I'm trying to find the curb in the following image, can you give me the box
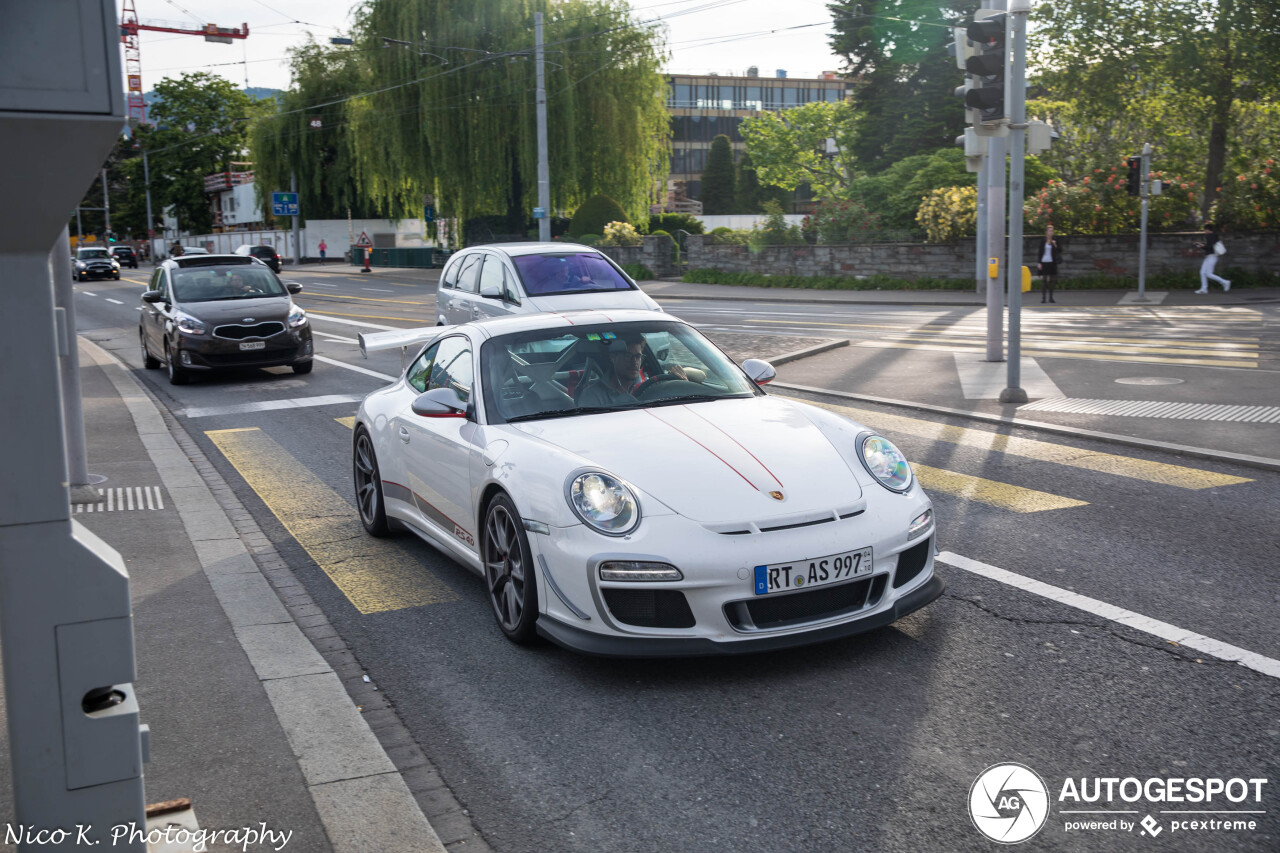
[80,337,456,853]
[772,381,1280,474]
[767,338,849,366]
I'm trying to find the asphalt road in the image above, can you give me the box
[74,266,1280,852]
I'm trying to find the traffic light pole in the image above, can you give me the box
[1000,0,1031,404]
[1136,142,1152,301]
[102,167,111,240]
[981,0,1006,364]
[975,154,988,290]
[535,12,551,243]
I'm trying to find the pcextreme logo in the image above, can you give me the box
[968,763,1270,843]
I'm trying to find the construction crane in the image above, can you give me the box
[119,0,249,124]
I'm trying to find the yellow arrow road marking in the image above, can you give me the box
[912,465,1088,512]
[803,400,1252,489]
[852,340,1257,368]
[206,427,458,614]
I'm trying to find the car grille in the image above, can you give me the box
[602,589,695,629]
[214,321,286,340]
[892,537,931,589]
[725,575,886,632]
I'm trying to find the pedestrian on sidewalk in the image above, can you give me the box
[318,239,327,265]
[1194,223,1230,293]
[1036,224,1062,303]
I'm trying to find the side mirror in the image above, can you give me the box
[141,290,164,303]
[479,281,502,299]
[286,282,302,294]
[412,387,469,418]
[741,358,776,386]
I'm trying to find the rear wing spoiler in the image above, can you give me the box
[358,326,446,358]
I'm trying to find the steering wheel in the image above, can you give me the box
[633,373,683,398]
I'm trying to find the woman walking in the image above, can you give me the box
[1036,224,1062,303]
[1195,223,1230,293]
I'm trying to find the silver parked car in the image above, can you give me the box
[434,243,660,326]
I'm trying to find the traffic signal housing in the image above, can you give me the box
[952,11,1007,136]
[1126,157,1142,196]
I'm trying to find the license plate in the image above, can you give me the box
[239,341,266,351]
[754,546,873,595]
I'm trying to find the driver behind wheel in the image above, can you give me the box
[576,333,685,407]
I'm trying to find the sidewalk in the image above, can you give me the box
[0,339,449,852]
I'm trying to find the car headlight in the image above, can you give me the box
[76,261,86,268]
[175,312,207,335]
[567,471,640,536]
[858,433,913,493]
[287,304,307,328]
[111,260,119,268]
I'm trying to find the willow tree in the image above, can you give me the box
[348,0,669,233]
[251,40,385,221]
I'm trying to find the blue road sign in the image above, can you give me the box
[271,192,299,217]
[532,206,546,219]
[424,205,435,223]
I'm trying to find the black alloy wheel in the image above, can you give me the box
[483,494,539,644]
[140,331,160,369]
[353,428,390,536]
[166,341,189,385]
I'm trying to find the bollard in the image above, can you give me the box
[362,246,372,273]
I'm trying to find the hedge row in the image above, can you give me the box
[681,267,1280,291]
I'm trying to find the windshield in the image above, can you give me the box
[480,321,760,424]
[78,249,111,259]
[511,252,633,297]
[171,266,286,302]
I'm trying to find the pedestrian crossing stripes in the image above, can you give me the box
[1018,398,1280,423]
[75,486,165,513]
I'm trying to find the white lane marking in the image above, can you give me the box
[1019,397,1280,423]
[309,282,338,287]
[936,551,1280,680]
[363,287,393,292]
[106,298,124,305]
[81,291,97,296]
[313,355,397,382]
[314,331,359,343]
[183,393,365,418]
[307,312,402,331]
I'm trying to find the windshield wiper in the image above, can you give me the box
[504,404,641,423]
[647,393,745,407]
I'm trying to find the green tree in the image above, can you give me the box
[738,101,860,199]
[1033,0,1280,215]
[733,152,788,213]
[327,0,668,233]
[147,72,263,234]
[252,40,378,222]
[827,1,972,172]
[699,134,736,214]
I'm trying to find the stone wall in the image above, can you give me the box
[597,235,678,277]
[680,232,1280,281]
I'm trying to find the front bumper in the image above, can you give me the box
[537,573,944,657]
[78,265,118,278]
[175,328,313,370]
[526,499,941,657]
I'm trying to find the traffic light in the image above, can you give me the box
[964,12,1007,129]
[1126,157,1142,196]
[107,231,117,243]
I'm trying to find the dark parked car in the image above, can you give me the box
[139,255,313,385]
[111,245,138,268]
[73,247,120,281]
[234,244,282,272]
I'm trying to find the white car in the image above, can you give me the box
[352,310,941,655]
[434,243,661,326]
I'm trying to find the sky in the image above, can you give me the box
[125,0,853,95]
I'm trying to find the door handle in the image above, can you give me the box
[398,426,410,443]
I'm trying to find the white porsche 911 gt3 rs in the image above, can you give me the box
[353,310,942,656]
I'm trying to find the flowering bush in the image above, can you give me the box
[1209,158,1280,230]
[599,221,642,247]
[806,197,882,243]
[707,226,750,245]
[916,186,978,242]
[1026,160,1200,235]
